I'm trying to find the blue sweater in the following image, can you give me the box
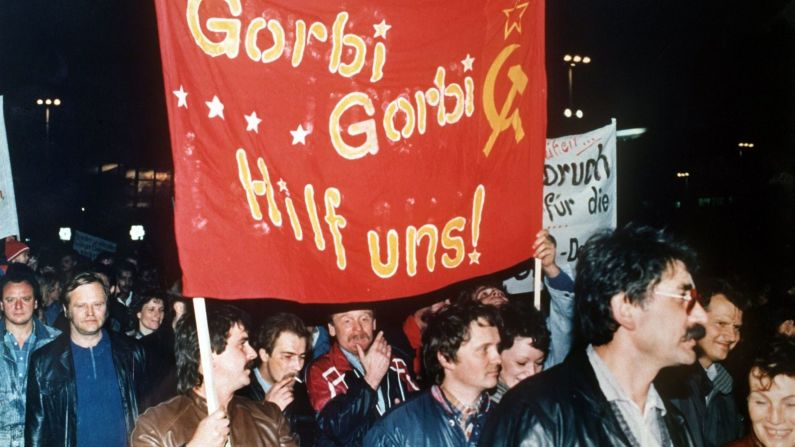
[71,331,127,447]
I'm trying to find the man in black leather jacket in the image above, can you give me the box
[479,225,708,446]
[237,312,318,447]
[657,278,748,447]
[25,272,147,447]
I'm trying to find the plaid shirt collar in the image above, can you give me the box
[431,384,492,440]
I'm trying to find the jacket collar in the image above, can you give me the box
[53,333,74,371]
[328,343,356,374]
[32,318,51,339]
[565,348,636,446]
[187,390,210,411]
[0,317,36,339]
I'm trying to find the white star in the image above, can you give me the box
[468,249,481,265]
[205,95,225,119]
[277,178,288,192]
[173,86,188,108]
[244,111,262,133]
[461,54,475,72]
[373,20,391,39]
[290,124,311,145]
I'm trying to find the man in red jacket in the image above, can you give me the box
[307,307,418,446]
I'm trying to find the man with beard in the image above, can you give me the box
[238,312,318,447]
[479,225,709,447]
[306,308,419,446]
[658,278,749,446]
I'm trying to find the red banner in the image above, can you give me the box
[153,0,546,302]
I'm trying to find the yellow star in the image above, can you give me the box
[373,20,391,39]
[468,249,481,265]
[277,178,288,192]
[502,1,529,39]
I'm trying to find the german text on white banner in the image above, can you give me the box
[543,121,617,269]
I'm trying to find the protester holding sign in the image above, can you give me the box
[132,304,297,447]
[543,122,617,269]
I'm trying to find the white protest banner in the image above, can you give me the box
[543,120,617,269]
[73,230,117,260]
[504,121,616,294]
[0,96,20,239]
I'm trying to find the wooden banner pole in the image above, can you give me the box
[533,258,542,310]
[192,297,219,414]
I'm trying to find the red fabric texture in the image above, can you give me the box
[402,315,423,375]
[153,0,546,302]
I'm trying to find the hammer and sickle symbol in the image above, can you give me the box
[482,44,528,157]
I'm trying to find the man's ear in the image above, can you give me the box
[610,292,637,331]
[437,351,456,372]
[258,348,270,364]
[328,323,336,338]
[372,318,377,331]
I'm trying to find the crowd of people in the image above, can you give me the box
[0,225,792,446]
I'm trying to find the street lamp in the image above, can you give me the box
[59,227,72,242]
[737,142,755,158]
[563,54,590,119]
[35,97,61,149]
[130,225,145,241]
[676,171,690,195]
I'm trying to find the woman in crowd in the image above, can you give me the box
[727,336,795,447]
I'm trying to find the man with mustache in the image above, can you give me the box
[306,308,419,446]
[658,278,749,447]
[480,225,708,447]
[131,304,297,447]
[364,302,501,446]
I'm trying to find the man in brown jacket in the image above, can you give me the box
[131,304,297,447]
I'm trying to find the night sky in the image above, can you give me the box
[1,1,793,296]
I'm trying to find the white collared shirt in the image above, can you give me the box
[587,345,667,447]
[254,367,273,394]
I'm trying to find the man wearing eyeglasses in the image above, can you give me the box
[479,224,708,447]
[657,278,749,447]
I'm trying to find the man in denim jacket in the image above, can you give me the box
[0,267,60,446]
